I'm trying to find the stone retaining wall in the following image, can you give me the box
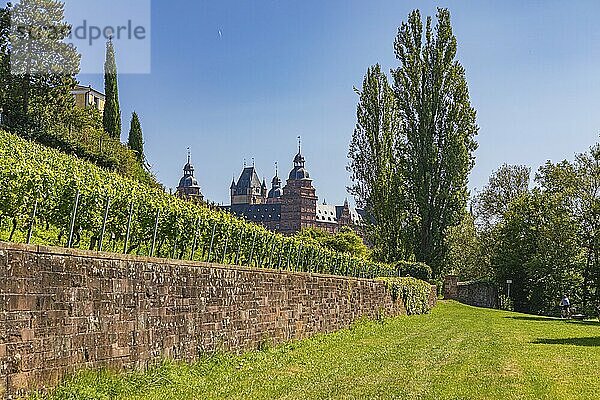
[443,275,498,308]
[0,242,428,396]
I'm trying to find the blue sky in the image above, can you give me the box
[76,0,600,205]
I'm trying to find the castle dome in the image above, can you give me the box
[268,186,283,199]
[288,166,310,180]
[288,138,310,180]
[178,174,200,189]
[268,163,283,199]
[177,150,202,195]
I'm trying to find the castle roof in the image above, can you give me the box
[316,203,364,225]
[268,163,283,199]
[235,166,262,193]
[288,139,310,180]
[177,152,201,190]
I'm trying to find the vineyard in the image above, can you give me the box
[0,130,396,278]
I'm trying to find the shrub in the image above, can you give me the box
[394,261,432,281]
[377,277,433,315]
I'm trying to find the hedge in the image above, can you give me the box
[378,277,434,315]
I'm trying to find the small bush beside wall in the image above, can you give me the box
[394,261,433,281]
[378,277,434,315]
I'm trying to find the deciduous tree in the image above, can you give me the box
[348,64,412,263]
[473,164,530,229]
[0,0,79,134]
[392,8,478,275]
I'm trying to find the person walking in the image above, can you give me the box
[560,294,571,319]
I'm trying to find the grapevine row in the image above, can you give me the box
[0,130,398,279]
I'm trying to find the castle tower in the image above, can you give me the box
[176,149,204,202]
[231,159,267,205]
[280,138,317,235]
[337,198,353,228]
[266,162,283,204]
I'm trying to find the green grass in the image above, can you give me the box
[33,301,600,400]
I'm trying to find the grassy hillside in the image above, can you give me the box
[31,302,600,400]
[7,106,158,187]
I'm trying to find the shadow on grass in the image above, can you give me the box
[506,316,558,322]
[532,337,600,347]
[505,316,600,325]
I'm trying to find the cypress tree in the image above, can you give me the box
[103,39,121,140]
[128,112,144,162]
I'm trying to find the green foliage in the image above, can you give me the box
[394,261,432,282]
[295,226,370,259]
[392,8,478,276]
[377,277,433,315]
[328,227,370,258]
[348,64,410,263]
[103,39,121,140]
[295,227,331,247]
[479,149,600,315]
[498,294,514,311]
[128,112,144,162]
[0,0,79,134]
[40,110,156,187]
[0,130,394,279]
[445,213,488,281]
[464,146,600,316]
[473,164,530,229]
[490,174,585,315]
[348,9,479,276]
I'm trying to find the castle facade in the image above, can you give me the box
[222,142,363,235]
[176,141,363,235]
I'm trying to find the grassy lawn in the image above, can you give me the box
[35,301,600,400]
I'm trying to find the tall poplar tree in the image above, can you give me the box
[348,64,413,262]
[349,9,478,276]
[393,8,478,275]
[127,111,144,162]
[103,38,121,140]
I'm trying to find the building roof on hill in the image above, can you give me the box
[316,204,364,225]
[72,84,105,98]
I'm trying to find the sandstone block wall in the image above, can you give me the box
[0,242,409,396]
[457,281,498,309]
[443,275,498,309]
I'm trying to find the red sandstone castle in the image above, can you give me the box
[176,141,363,235]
